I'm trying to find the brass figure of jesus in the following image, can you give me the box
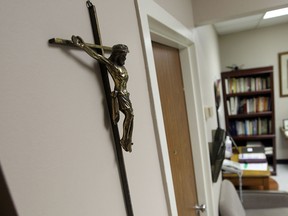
[72,35,134,152]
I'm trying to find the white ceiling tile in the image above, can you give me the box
[214,12,288,35]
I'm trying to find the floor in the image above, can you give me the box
[271,164,288,192]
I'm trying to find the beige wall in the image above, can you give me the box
[0,0,168,215]
[154,0,195,29]
[192,0,288,25]
[193,25,224,140]
[193,24,224,215]
[4,0,284,215]
[219,23,288,160]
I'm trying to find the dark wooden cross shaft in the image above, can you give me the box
[48,1,133,215]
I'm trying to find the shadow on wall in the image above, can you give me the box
[0,163,18,216]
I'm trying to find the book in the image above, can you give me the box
[241,146,265,154]
[239,146,267,163]
[246,141,263,147]
[226,100,231,115]
[240,162,268,171]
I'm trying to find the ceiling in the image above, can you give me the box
[214,12,288,35]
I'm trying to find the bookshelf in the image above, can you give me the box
[221,66,276,175]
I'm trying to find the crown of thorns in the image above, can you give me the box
[112,44,129,53]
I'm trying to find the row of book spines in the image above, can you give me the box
[229,118,272,136]
[226,96,271,115]
[224,76,270,94]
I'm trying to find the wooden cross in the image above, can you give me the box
[48,1,133,215]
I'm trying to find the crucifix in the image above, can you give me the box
[48,1,134,215]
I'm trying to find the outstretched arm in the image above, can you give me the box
[71,35,109,65]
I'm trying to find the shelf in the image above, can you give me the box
[221,66,273,77]
[231,134,275,141]
[221,66,276,175]
[228,111,273,119]
[226,89,271,97]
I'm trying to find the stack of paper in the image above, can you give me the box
[240,163,268,171]
[238,153,267,163]
[238,146,268,171]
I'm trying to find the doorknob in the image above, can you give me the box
[193,204,206,213]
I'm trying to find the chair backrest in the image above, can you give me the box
[219,180,246,216]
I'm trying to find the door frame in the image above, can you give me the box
[135,1,214,215]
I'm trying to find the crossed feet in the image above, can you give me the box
[120,139,133,152]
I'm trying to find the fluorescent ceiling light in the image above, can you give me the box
[263,7,288,19]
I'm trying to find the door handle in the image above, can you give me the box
[193,204,206,213]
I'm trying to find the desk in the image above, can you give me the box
[223,149,271,190]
